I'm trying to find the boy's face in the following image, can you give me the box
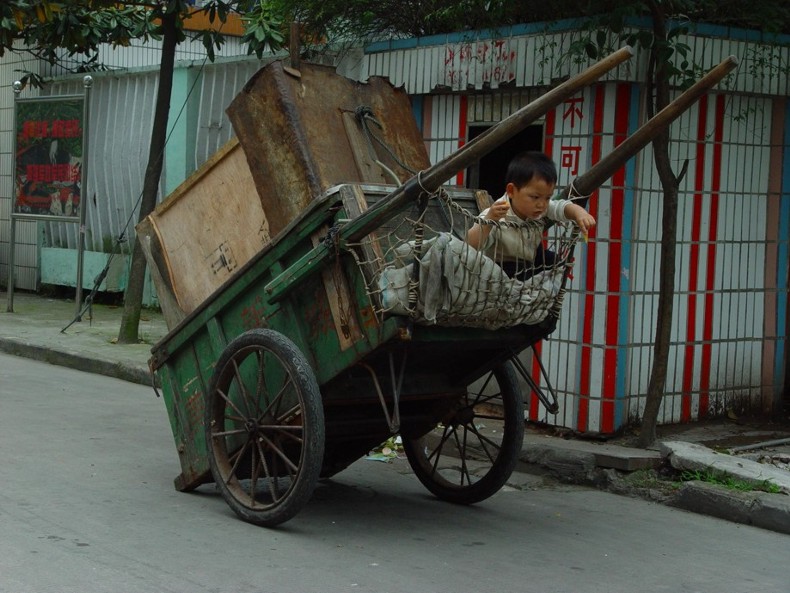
[506,177,556,220]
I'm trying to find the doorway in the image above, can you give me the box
[466,124,544,199]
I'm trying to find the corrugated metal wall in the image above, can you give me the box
[0,22,257,290]
[0,53,265,291]
[42,72,158,254]
[45,36,248,78]
[43,58,265,255]
[364,22,790,96]
[365,28,644,92]
[373,24,790,432]
[0,48,42,290]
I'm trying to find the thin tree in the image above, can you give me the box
[2,0,284,343]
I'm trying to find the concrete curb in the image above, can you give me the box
[0,338,153,387]
[670,481,790,535]
[520,443,597,483]
[521,437,790,536]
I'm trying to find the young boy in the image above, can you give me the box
[466,151,595,278]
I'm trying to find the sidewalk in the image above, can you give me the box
[2,289,789,534]
[1,290,164,386]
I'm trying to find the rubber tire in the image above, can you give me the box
[403,362,524,505]
[205,329,324,527]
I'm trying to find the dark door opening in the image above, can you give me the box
[466,124,544,199]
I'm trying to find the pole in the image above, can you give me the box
[265,47,635,301]
[75,75,92,319]
[559,56,739,203]
[6,80,24,313]
[345,46,635,242]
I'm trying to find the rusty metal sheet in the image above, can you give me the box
[226,60,430,237]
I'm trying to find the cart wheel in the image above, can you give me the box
[403,362,524,505]
[205,329,324,527]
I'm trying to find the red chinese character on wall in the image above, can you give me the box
[562,97,585,129]
[560,145,583,176]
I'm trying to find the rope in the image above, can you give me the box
[566,178,593,203]
[344,181,586,331]
[338,117,588,330]
[355,106,418,180]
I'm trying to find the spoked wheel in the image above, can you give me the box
[403,362,524,504]
[205,329,324,527]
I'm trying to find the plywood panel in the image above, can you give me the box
[137,138,270,329]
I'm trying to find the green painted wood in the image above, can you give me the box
[151,183,552,488]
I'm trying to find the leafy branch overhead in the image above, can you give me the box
[0,0,289,78]
[264,0,790,45]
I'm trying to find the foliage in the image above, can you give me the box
[241,0,285,58]
[678,469,782,494]
[0,0,287,80]
[269,0,790,45]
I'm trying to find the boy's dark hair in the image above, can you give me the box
[506,151,557,188]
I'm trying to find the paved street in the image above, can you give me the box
[0,352,787,593]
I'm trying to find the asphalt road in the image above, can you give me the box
[0,353,786,593]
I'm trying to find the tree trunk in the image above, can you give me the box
[117,11,178,344]
[637,1,680,447]
[637,130,678,447]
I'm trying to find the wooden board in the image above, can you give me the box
[137,138,270,329]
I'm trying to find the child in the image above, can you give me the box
[466,151,595,279]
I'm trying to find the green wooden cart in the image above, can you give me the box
[145,48,632,526]
[147,47,737,527]
[145,49,641,527]
[148,178,572,527]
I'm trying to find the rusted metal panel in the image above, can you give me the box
[226,60,430,237]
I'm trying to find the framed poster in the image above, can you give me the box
[14,96,84,220]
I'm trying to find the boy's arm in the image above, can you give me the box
[467,199,509,249]
[466,221,488,249]
[562,202,596,234]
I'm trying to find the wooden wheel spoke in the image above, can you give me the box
[254,438,282,503]
[452,426,472,486]
[274,402,302,425]
[466,424,500,463]
[212,427,247,438]
[269,425,304,445]
[215,387,249,421]
[469,372,496,406]
[231,358,255,417]
[427,425,453,472]
[258,431,299,475]
[466,391,501,408]
[226,439,252,485]
[259,374,295,421]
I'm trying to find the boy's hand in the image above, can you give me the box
[485,198,510,222]
[567,204,596,234]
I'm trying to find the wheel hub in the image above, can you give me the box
[451,406,476,427]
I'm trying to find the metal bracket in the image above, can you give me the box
[359,350,407,433]
[509,346,559,414]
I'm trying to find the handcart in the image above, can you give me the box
[148,50,736,526]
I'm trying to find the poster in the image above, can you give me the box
[14,97,84,218]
